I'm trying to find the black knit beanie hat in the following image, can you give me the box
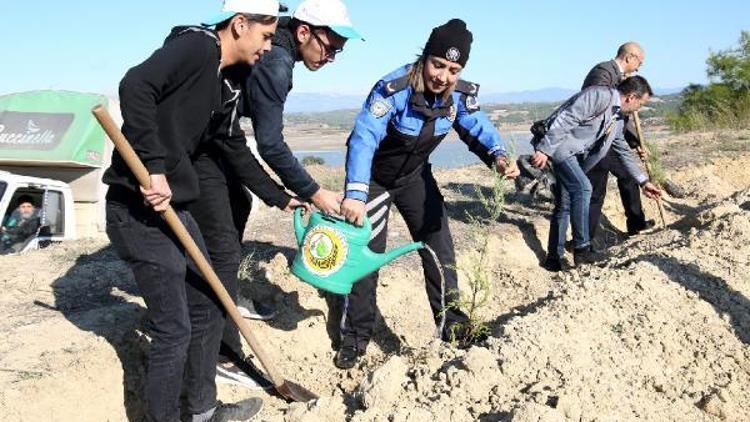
[423,18,473,67]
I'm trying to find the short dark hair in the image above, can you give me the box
[617,75,654,98]
[216,13,278,31]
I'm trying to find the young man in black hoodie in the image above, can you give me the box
[214,0,363,386]
[102,1,299,420]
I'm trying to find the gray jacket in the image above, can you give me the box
[533,86,648,184]
[582,59,640,147]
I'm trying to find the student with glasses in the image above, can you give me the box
[214,0,363,389]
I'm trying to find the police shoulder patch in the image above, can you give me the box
[382,75,410,97]
[369,98,392,118]
[464,94,480,112]
[455,79,480,96]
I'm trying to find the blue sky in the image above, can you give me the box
[1,0,747,97]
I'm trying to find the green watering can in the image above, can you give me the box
[291,208,424,295]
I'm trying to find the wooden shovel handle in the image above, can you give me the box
[92,105,287,386]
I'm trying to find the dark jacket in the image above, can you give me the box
[104,26,290,208]
[2,210,40,250]
[582,60,623,90]
[581,59,639,148]
[239,18,321,200]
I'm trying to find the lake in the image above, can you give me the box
[293,131,535,169]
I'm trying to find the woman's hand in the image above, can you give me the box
[495,156,520,179]
[341,198,366,226]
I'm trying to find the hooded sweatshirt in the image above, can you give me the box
[104,26,289,208]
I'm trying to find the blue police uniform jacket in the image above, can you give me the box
[345,64,508,202]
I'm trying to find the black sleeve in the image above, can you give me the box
[214,128,292,210]
[118,33,214,174]
[245,58,321,199]
[6,218,39,241]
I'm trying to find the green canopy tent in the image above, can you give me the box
[0,90,110,168]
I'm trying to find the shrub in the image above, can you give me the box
[670,31,750,132]
[301,155,326,166]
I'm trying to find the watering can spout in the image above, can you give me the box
[365,241,425,270]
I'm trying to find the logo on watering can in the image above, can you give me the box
[302,226,349,277]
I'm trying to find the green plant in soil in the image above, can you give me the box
[445,144,513,346]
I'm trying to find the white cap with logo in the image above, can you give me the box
[202,0,282,27]
[293,0,363,40]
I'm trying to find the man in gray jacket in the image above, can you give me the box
[583,42,654,239]
[531,76,661,270]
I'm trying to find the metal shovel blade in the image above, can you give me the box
[276,380,319,402]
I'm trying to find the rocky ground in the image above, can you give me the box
[0,130,748,421]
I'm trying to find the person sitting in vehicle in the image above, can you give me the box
[1,195,41,253]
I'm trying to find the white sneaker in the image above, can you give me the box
[216,359,273,391]
[236,297,278,321]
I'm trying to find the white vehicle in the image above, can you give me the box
[0,171,75,254]
[1,90,122,251]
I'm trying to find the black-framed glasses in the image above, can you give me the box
[310,29,344,58]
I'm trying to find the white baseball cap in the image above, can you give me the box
[293,0,363,40]
[202,0,282,27]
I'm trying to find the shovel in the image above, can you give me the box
[633,111,667,230]
[92,105,317,403]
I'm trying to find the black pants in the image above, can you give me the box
[587,148,647,236]
[340,165,469,350]
[106,190,221,422]
[187,153,246,362]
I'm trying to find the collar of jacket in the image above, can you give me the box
[410,91,455,120]
[611,59,625,82]
[272,17,302,62]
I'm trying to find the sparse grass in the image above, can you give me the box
[316,170,345,192]
[645,140,667,187]
[1,367,47,383]
[237,251,257,282]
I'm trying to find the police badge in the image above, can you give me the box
[369,98,391,118]
[445,47,461,62]
[448,104,457,122]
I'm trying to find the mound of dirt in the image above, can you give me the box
[282,188,750,421]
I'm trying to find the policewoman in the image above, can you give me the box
[338,19,519,369]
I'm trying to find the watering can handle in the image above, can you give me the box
[318,211,372,232]
[293,207,307,247]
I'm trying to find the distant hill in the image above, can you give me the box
[284,91,684,131]
[286,86,685,113]
[285,93,364,113]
